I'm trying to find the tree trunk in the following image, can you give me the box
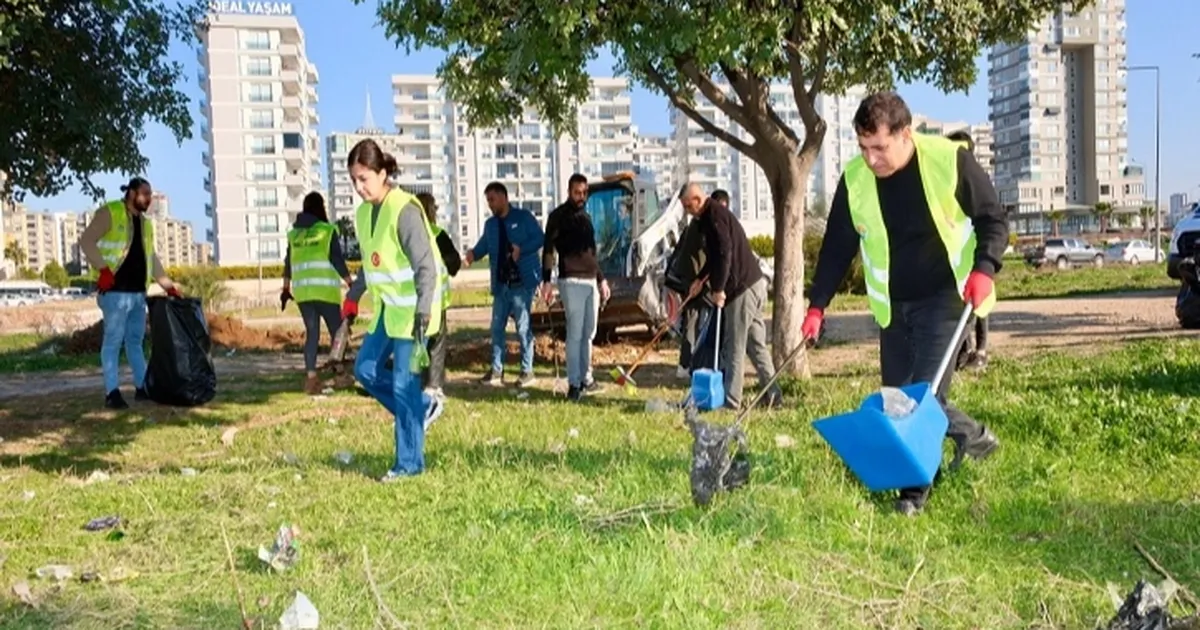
[768,152,814,378]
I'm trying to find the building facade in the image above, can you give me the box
[199,1,322,266]
[988,0,1143,233]
[631,132,677,200]
[911,114,996,180]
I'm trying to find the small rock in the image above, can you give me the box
[85,470,110,485]
[774,434,797,449]
[180,467,198,477]
[326,417,337,425]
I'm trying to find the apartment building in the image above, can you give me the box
[199,1,322,266]
[911,114,996,180]
[194,242,215,265]
[1169,192,1191,225]
[556,78,637,180]
[631,132,677,200]
[988,0,1143,234]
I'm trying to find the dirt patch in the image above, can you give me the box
[61,314,306,355]
[446,331,655,370]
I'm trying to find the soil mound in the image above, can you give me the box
[62,314,304,355]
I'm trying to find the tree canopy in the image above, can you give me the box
[0,0,206,201]
[360,0,1087,374]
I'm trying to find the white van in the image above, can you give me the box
[0,280,55,306]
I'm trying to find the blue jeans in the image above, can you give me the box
[99,291,148,394]
[490,283,535,374]
[354,323,433,475]
[559,279,598,387]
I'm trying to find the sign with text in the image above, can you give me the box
[208,1,294,16]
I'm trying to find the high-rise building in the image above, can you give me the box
[631,132,677,200]
[1170,192,1191,224]
[556,78,637,180]
[325,92,409,224]
[813,85,868,211]
[199,1,322,266]
[988,0,1143,230]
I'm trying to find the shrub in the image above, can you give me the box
[174,265,231,312]
[802,230,865,295]
[164,261,364,281]
[41,261,69,289]
[748,235,775,259]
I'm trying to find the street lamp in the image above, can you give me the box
[1126,65,1161,262]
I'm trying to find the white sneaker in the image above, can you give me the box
[676,365,690,379]
[424,396,444,431]
[424,386,445,400]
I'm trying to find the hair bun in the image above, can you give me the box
[382,153,398,175]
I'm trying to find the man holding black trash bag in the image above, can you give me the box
[802,92,1007,516]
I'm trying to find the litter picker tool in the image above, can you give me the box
[685,332,815,507]
[329,314,356,364]
[812,303,975,493]
[610,277,707,392]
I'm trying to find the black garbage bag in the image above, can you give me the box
[686,404,751,507]
[1177,258,1200,330]
[144,296,216,407]
[1100,580,1200,630]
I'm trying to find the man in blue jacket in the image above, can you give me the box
[464,182,545,387]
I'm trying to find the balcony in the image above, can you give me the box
[282,96,302,112]
[204,204,213,218]
[306,85,317,102]
[201,151,210,167]
[281,120,302,133]
[308,107,319,124]
[280,70,300,84]
[284,172,307,192]
[306,63,318,83]
[283,146,304,166]
[203,177,211,193]
[197,68,208,86]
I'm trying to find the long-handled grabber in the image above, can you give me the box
[610,277,707,392]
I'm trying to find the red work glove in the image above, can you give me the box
[801,307,824,342]
[97,267,115,292]
[962,271,994,310]
[341,298,358,320]
[166,286,183,299]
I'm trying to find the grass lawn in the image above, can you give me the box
[229,287,496,320]
[0,334,110,374]
[3,338,1200,628]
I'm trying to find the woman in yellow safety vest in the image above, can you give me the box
[414,192,461,399]
[282,191,354,395]
[341,139,447,481]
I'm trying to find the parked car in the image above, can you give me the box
[1025,238,1106,269]
[1105,239,1162,265]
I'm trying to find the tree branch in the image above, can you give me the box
[674,56,754,131]
[807,40,829,102]
[785,12,824,130]
[644,64,756,157]
[721,62,799,149]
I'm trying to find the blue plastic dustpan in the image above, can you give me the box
[811,304,974,492]
[691,307,724,411]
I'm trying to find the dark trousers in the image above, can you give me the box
[879,290,985,497]
[299,301,342,372]
[677,299,708,370]
[422,310,449,390]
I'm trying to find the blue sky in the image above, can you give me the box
[23,1,1199,236]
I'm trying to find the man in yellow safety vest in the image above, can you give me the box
[802,92,1009,516]
[79,177,182,409]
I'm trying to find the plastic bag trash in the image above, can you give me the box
[34,565,73,581]
[280,591,320,630]
[180,467,198,477]
[12,581,36,607]
[84,515,121,531]
[334,451,352,465]
[1099,580,1200,630]
[258,524,301,572]
[774,434,797,449]
[85,470,110,484]
[880,386,917,418]
[144,297,217,407]
[686,405,751,507]
[645,398,672,413]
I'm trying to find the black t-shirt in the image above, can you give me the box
[112,214,148,293]
[875,156,956,301]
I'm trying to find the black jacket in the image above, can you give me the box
[697,199,763,300]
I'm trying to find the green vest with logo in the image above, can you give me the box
[429,224,452,312]
[97,201,155,287]
[355,189,446,339]
[286,222,342,305]
[844,133,997,329]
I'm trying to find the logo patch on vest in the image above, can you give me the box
[855,224,867,235]
[371,252,381,267]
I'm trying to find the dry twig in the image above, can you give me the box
[220,522,253,630]
[1134,540,1200,611]
[363,545,406,629]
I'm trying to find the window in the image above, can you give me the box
[459,204,468,216]
[250,136,276,155]
[253,189,279,208]
[249,110,274,129]
[250,162,277,181]
[247,84,273,103]
[282,133,303,149]
[246,58,272,77]
[257,239,281,260]
[460,225,469,237]
[241,31,270,50]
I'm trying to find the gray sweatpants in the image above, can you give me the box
[299,301,342,372]
[718,277,779,408]
[559,278,598,387]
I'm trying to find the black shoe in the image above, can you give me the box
[105,389,129,410]
[517,371,536,388]
[950,425,1000,470]
[479,370,502,386]
[567,385,583,402]
[965,351,989,370]
[894,486,931,516]
[134,387,150,402]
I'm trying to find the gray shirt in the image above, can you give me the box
[347,197,437,320]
